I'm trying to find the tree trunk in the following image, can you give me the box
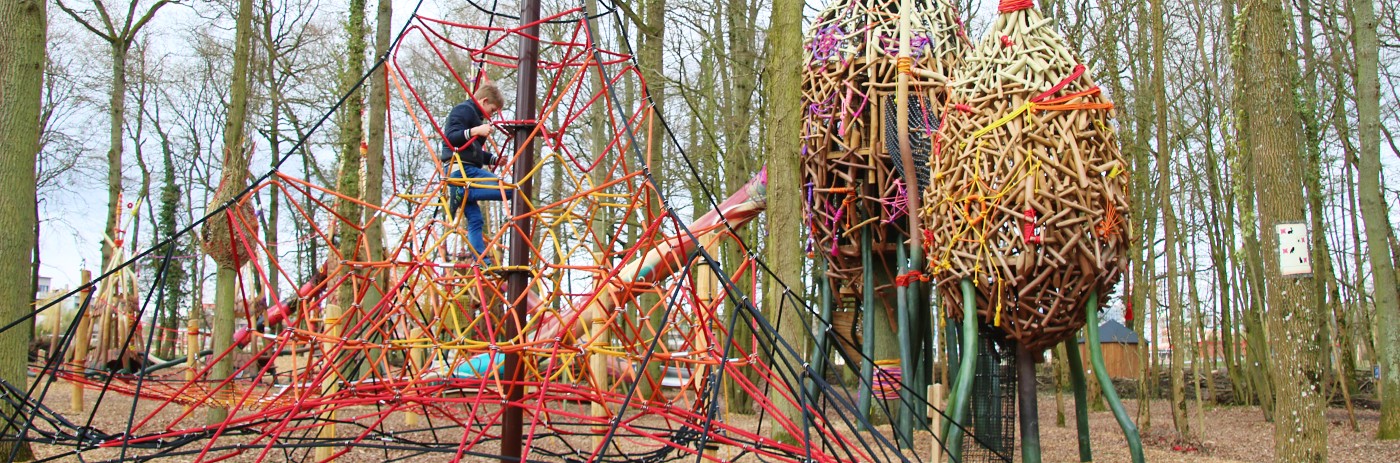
[156,129,184,360]
[0,0,44,458]
[1054,343,1066,427]
[621,0,667,400]
[355,0,392,377]
[764,0,803,442]
[104,43,127,268]
[260,7,282,302]
[1151,0,1189,439]
[1127,0,1157,430]
[721,0,759,414]
[206,0,255,426]
[331,0,368,383]
[1230,41,1276,414]
[1242,0,1328,458]
[1350,0,1400,439]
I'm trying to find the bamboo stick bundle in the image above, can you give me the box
[801,0,971,297]
[922,0,1130,353]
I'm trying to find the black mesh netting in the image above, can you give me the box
[960,327,1017,463]
[883,95,935,192]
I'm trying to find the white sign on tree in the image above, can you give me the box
[1275,222,1311,277]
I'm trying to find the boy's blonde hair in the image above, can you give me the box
[475,84,505,109]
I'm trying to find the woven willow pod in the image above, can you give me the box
[800,0,970,297]
[201,155,258,270]
[922,0,1130,353]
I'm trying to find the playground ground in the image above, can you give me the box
[1032,395,1399,462]
[26,377,1400,462]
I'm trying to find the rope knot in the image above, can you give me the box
[894,270,929,287]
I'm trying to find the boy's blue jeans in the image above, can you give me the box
[449,165,515,263]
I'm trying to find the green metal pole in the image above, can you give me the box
[895,241,915,448]
[942,278,980,459]
[1085,291,1145,463]
[1064,337,1093,462]
[859,229,876,427]
[807,260,834,402]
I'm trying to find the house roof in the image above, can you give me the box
[1077,319,1139,344]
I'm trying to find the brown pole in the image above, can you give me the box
[896,0,921,252]
[71,269,93,413]
[316,305,343,462]
[185,318,199,414]
[501,0,541,458]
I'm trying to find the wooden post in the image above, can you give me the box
[93,278,112,371]
[316,305,342,462]
[928,383,946,463]
[70,269,93,413]
[185,319,199,414]
[589,252,612,449]
[693,252,718,458]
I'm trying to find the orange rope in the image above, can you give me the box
[894,270,930,287]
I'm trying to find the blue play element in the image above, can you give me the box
[453,352,506,379]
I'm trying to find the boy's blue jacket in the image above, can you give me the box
[441,100,496,167]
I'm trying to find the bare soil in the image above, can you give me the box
[23,376,1400,462]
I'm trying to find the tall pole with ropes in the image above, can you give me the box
[501,0,541,459]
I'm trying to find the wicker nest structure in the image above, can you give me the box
[801,0,970,295]
[922,0,1130,353]
[201,153,258,270]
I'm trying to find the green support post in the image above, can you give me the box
[942,278,980,459]
[807,260,834,402]
[859,229,876,427]
[1084,291,1145,463]
[895,242,914,449]
[1064,338,1093,462]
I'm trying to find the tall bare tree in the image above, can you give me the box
[1350,0,1400,439]
[1151,0,1189,439]
[720,0,761,414]
[0,0,44,458]
[1241,0,1328,458]
[53,0,174,268]
[202,0,255,425]
[763,0,803,443]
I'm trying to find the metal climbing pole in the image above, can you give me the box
[859,224,876,427]
[501,0,541,458]
[943,278,980,458]
[807,260,834,402]
[1063,337,1093,462]
[1084,291,1145,463]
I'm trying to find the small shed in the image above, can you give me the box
[1077,319,1141,379]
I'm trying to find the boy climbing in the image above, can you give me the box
[442,83,515,265]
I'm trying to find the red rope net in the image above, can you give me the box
[20,8,891,463]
